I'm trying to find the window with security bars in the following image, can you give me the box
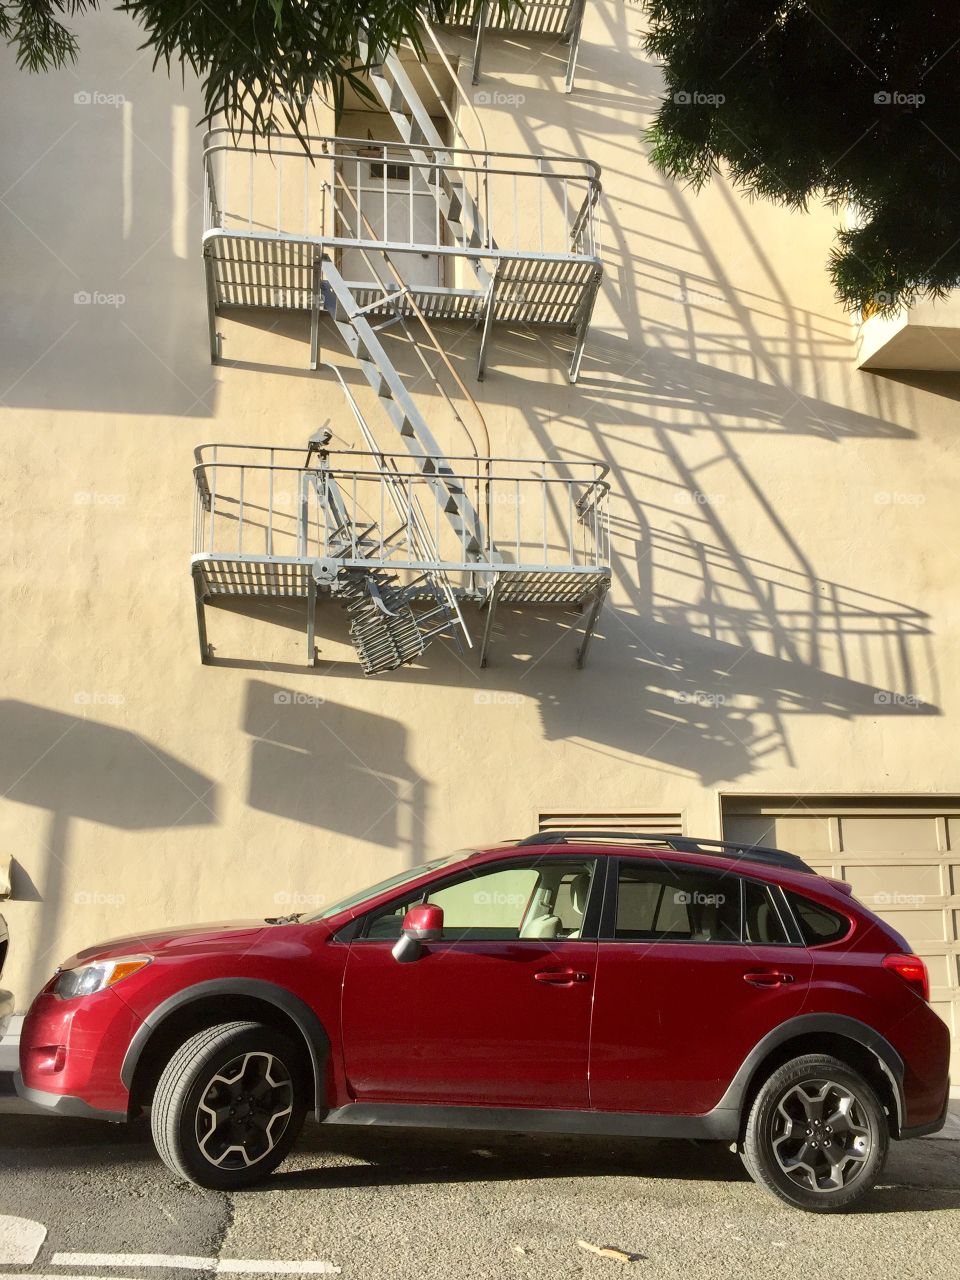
[369,162,412,181]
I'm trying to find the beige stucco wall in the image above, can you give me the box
[1,4,959,1006]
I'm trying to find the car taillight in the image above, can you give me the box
[882,953,930,1002]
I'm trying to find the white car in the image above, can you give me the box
[0,915,11,1040]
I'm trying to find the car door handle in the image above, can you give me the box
[743,970,795,987]
[534,969,591,986]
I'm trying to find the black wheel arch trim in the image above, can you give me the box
[715,1013,906,1136]
[120,978,330,1119]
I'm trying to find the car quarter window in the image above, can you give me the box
[612,861,741,943]
[784,890,849,945]
[360,859,597,942]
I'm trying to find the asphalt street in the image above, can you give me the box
[1,1097,959,1280]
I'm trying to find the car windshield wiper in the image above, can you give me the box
[264,912,303,925]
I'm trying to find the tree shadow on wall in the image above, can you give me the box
[0,700,218,998]
[242,679,429,866]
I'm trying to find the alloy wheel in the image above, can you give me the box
[195,1050,294,1169]
[771,1078,873,1193]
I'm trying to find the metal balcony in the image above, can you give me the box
[191,443,611,672]
[438,1,588,93]
[202,131,603,380]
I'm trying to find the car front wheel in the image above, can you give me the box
[741,1053,888,1212]
[151,1020,308,1189]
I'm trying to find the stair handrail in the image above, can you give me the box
[419,18,489,155]
[416,18,492,244]
[329,166,493,462]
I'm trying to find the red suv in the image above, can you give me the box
[18,833,950,1211]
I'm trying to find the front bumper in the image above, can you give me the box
[15,1075,126,1122]
[18,987,138,1118]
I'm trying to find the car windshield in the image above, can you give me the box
[302,850,478,922]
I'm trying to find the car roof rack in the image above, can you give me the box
[516,830,815,875]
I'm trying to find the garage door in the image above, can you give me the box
[722,796,959,1079]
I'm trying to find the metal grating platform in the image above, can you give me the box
[193,558,313,598]
[491,568,610,608]
[202,132,602,379]
[438,2,588,92]
[192,443,611,672]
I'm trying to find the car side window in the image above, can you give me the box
[743,880,790,945]
[614,862,741,943]
[785,891,849,945]
[360,859,596,942]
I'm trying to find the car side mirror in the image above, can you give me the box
[392,903,443,964]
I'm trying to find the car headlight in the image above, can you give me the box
[55,955,152,999]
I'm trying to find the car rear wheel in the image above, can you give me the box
[741,1053,888,1212]
[151,1020,307,1189]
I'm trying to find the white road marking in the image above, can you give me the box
[220,1265,339,1275]
[52,1258,339,1276]
[0,1216,47,1266]
[54,1261,216,1273]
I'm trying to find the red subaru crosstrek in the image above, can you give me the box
[18,833,950,1211]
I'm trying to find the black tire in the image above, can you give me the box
[741,1054,888,1212]
[151,1020,308,1189]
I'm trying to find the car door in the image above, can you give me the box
[340,855,601,1107]
[589,859,814,1115]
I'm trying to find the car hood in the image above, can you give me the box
[65,919,270,967]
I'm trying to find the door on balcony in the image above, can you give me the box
[337,152,444,291]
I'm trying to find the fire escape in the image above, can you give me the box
[194,13,610,674]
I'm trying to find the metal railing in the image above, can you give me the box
[442,0,582,35]
[202,131,601,262]
[193,445,610,586]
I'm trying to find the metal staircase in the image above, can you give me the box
[360,36,494,294]
[307,405,473,673]
[319,255,484,559]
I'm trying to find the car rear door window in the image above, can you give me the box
[614,862,740,943]
[743,879,790,944]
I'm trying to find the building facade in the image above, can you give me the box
[0,3,958,1074]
